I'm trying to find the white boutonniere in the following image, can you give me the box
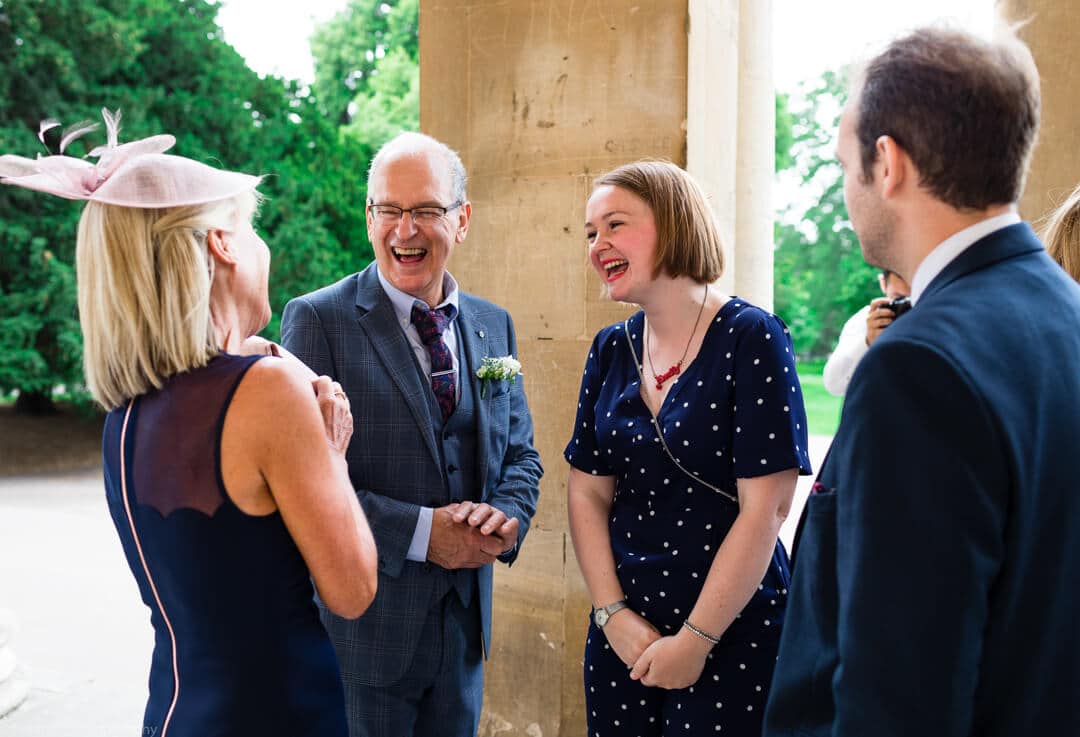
[476,356,522,398]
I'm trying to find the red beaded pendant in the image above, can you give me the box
[654,362,682,390]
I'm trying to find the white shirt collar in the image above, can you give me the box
[909,211,1021,305]
[376,266,460,329]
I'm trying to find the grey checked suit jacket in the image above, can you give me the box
[281,263,543,687]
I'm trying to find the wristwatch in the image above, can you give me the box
[593,600,628,628]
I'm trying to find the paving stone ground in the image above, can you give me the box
[0,435,832,736]
[0,470,149,737]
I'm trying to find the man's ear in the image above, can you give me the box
[455,201,472,244]
[364,204,377,241]
[205,229,238,267]
[876,135,908,199]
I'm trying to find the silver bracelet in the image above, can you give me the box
[682,619,721,646]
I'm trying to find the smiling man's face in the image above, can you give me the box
[366,150,470,307]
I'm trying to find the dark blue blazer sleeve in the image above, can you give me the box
[831,338,1008,736]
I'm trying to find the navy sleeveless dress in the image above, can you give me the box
[565,301,812,736]
[102,353,347,737]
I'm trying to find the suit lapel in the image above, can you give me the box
[456,303,491,496]
[353,267,441,468]
[920,222,1043,303]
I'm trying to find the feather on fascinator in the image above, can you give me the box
[0,108,261,208]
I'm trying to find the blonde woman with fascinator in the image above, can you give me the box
[565,161,811,736]
[1041,181,1080,282]
[0,110,377,737]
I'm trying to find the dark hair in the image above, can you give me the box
[592,161,724,283]
[854,26,1040,210]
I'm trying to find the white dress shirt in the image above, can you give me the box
[376,267,461,396]
[910,212,1021,305]
[823,212,1021,396]
[822,304,872,396]
[376,266,462,562]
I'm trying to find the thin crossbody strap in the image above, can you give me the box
[623,319,738,505]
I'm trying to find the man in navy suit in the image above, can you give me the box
[282,132,542,737]
[765,26,1080,736]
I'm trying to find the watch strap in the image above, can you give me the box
[602,600,628,617]
[594,599,628,628]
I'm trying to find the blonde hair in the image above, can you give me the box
[593,161,725,283]
[76,191,259,408]
[1041,182,1080,283]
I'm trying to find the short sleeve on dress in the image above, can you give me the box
[730,311,813,479]
[564,330,615,476]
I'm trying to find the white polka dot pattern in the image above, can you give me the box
[565,302,812,736]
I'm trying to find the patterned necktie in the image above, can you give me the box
[410,303,457,422]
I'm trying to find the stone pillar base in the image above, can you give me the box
[0,609,29,719]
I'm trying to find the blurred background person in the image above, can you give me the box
[0,112,377,737]
[822,270,911,395]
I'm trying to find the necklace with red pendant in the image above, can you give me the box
[645,285,709,391]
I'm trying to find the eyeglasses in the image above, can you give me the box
[368,201,462,225]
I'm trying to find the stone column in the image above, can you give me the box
[687,0,775,308]
[1001,0,1080,222]
[0,609,29,719]
[420,2,773,734]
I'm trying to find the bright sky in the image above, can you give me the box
[216,0,995,89]
[215,0,350,83]
[773,0,994,90]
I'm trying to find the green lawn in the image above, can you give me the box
[795,359,842,437]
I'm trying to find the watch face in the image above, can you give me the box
[594,608,609,628]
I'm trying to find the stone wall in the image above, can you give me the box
[420,2,774,734]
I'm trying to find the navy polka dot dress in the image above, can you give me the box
[565,300,812,736]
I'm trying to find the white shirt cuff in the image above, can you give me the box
[406,506,434,562]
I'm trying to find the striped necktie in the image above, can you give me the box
[410,303,457,422]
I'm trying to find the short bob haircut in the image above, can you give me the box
[76,191,260,409]
[1040,182,1080,283]
[592,161,724,283]
[852,25,1040,210]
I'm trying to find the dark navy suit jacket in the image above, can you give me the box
[765,223,1080,736]
[281,263,542,688]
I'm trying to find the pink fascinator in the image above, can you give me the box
[0,108,260,208]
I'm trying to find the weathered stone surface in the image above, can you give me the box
[422,1,774,733]
[1002,0,1080,222]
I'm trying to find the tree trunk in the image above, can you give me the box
[14,391,56,415]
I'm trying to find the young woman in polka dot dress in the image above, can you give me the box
[566,161,811,736]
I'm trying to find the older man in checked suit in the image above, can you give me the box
[282,132,542,737]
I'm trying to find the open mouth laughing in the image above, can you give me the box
[601,258,629,281]
[391,246,427,264]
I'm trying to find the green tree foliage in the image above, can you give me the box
[773,70,882,358]
[0,0,372,411]
[775,92,795,173]
[343,44,418,149]
[311,0,418,140]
